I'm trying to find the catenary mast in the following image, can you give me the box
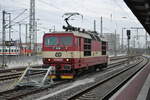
[29,0,35,55]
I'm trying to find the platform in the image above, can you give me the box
[110,55,150,100]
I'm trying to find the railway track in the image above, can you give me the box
[0,72,22,81]
[0,58,128,82]
[0,55,130,82]
[0,70,48,82]
[0,80,68,100]
[0,65,42,73]
[0,55,128,74]
[109,55,137,61]
[0,55,129,81]
[67,57,148,100]
[0,56,137,100]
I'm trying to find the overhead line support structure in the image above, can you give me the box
[130,27,144,48]
[2,10,6,68]
[29,0,36,55]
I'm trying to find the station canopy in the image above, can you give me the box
[124,0,150,34]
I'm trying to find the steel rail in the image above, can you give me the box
[0,70,46,82]
[101,57,148,100]
[0,58,129,82]
[0,58,124,82]
[0,80,69,100]
[0,55,129,74]
[67,57,147,100]
[0,57,134,99]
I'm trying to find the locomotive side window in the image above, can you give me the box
[84,38,91,56]
[102,41,106,55]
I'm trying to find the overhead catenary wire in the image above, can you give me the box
[11,9,28,23]
[112,0,138,25]
[38,0,66,12]
[11,15,29,26]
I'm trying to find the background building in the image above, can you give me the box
[103,33,120,55]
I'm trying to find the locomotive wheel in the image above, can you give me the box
[103,63,108,68]
[95,65,101,72]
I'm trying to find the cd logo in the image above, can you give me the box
[55,52,62,57]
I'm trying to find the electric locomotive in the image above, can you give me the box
[42,13,108,79]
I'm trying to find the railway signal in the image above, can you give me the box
[127,30,131,40]
[127,30,131,65]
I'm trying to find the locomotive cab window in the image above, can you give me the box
[45,37,58,46]
[59,37,72,46]
[44,36,73,46]
[84,38,91,56]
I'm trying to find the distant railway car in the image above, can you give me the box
[20,48,33,55]
[0,46,20,56]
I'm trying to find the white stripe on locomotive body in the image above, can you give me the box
[42,51,102,58]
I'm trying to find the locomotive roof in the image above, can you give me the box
[45,31,91,39]
[45,31,107,42]
[100,36,107,42]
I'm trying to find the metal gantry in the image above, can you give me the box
[1,10,12,68]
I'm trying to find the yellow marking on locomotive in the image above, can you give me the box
[61,75,74,79]
[48,75,56,79]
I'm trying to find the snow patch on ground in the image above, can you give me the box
[37,78,95,100]
[0,56,43,68]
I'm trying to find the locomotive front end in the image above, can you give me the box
[42,33,75,79]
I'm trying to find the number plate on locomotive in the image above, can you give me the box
[54,59,63,61]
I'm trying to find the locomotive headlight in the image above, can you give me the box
[47,58,51,62]
[66,58,69,62]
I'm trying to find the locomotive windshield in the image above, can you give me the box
[45,36,73,46]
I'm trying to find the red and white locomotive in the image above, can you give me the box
[42,13,108,79]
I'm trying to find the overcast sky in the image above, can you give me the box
[0,0,148,47]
